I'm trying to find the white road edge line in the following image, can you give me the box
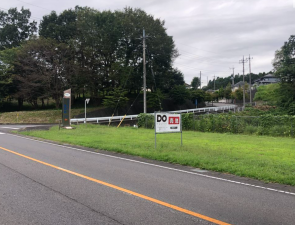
[0,132,5,134]
[6,133,295,197]
[1,127,20,129]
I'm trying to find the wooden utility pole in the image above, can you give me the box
[229,67,235,86]
[200,71,201,89]
[143,29,147,113]
[239,56,248,108]
[247,55,253,105]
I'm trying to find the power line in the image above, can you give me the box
[16,0,52,11]
[177,41,221,55]
[0,6,42,20]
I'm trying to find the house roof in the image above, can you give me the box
[254,73,278,83]
[233,81,245,88]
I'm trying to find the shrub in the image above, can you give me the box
[269,125,290,137]
[181,113,194,130]
[137,113,154,129]
[244,125,258,135]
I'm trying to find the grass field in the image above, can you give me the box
[19,124,295,186]
[0,108,97,124]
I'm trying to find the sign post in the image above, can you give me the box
[62,89,71,127]
[85,98,90,124]
[154,112,182,148]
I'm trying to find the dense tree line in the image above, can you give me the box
[0,6,185,109]
[204,72,271,91]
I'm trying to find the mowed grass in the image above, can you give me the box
[20,124,295,186]
[0,108,95,124]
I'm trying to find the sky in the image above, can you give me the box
[1,0,295,86]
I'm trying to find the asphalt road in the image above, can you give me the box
[0,124,295,225]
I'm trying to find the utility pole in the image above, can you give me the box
[143,29,147,113]
[229,67,235,86]
[213,75,216,91]
[247,55,253,105]
[239,56,248,108]
[200,71,201,89]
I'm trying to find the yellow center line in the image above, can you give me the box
[0,146,231,225]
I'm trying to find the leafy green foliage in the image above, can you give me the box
[181,113,194,130]
[13,37,76,108]
[0,48,17,99]
[0,7,37,50]
[272,35,295,112]
[39,9,77,43]
[169,85,190,105]
[224,83,232,100]
[189,89,205,106]
[137,113,154,128]
[253,83,280,103]
[102,88,129,109]
[147,90,165,111]
[191,77,200,89]
[39,7,182,98]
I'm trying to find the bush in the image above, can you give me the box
[269,125,290,137]
[181,113,194,130]
[244,125,258,135]
[137,113,154,129]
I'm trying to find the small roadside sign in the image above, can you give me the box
[154,112,182,148]
[155,113,181,133]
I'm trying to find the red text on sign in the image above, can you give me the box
[168,117,180,125]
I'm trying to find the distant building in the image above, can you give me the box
[185,83,192,89]
[232,81,245,91]
[253,74,280,86]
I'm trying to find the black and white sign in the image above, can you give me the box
[155,113,181,133]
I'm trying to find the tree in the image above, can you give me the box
[191,77,200,89]
[190,89,205,105]
[205,92,213,103]
[233,87,244,101]
[39,7,180,97]
[273,35,295,83]
[169,85,190,106]
[273,35,295,112]
[218,87,224,99]
[0,7,37,50]
[14,37,76,108]
[39,9,77,43]
[102,87,129,111]
[0,48,17,100]
[224,83,232,101]
[147,90,165,111]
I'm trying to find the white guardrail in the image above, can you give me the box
[70,105,237,124]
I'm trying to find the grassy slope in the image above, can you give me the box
[0,108,97,123]
[20,124,295,186]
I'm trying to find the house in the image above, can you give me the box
[232,81,245,91]
[185,83,192,89]
[253,74,280,87]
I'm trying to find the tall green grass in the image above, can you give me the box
[20,124,295,186]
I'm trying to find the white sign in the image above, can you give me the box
[64,93,71,97]
[155,113,181,133]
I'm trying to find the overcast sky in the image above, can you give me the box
[2,0,295,85]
